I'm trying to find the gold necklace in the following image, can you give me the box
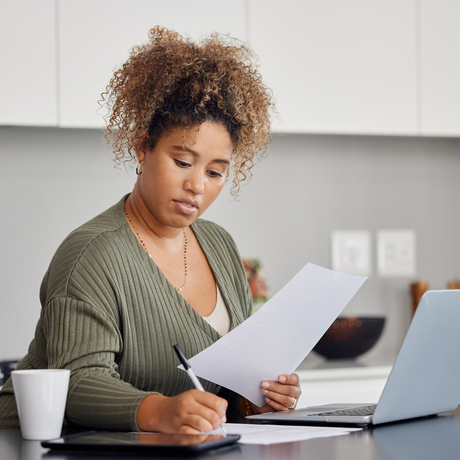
[124,205,188,292]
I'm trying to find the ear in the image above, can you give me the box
[135,135,148,164]
[136,149,146,164]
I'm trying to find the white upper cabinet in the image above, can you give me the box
[249,0,418,135]
[2,1,459,136]
[420,0,460,136]
[0,0,57,126]
[58,0,247,128]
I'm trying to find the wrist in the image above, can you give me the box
[137,394,167,431]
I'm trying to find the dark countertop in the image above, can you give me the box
[2,409,460,460]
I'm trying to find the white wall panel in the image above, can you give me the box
[250,0,418,135]
[0,0,57,126]
[58,0,246,128]
[420,0,460,136]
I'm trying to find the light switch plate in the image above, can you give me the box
[331,230,371,276]
[376,229,416,278]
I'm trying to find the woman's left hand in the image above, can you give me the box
[252,373,302,413]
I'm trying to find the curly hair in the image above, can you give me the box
[102,26,274,195]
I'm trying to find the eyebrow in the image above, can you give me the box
[171,145,230,165]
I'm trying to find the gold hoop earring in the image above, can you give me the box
[136,162,143,175]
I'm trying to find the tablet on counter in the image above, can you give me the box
[41,430,240,453]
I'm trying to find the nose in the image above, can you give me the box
[184,169,205,195]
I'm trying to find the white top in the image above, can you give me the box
[202,285,231,336]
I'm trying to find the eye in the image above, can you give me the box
[175,159,191,168]
[207,170,224,178]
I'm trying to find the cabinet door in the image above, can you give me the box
[249,0,417,135]
[0,0,57,126]
[420,0,460,136]
[58,0,246,128]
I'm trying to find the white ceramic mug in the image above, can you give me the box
[12,369,70,440]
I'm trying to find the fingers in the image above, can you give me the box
[262,396,296,412]
[261,376,300,398]
[144,390,227,434]
[175,390,227,433]
[278,373,300,386]
[177,413,219,434]
[261,389,297,411]
[260,373,302,411]
[192,389,228,414]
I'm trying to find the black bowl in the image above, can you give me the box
[313,316,385,360]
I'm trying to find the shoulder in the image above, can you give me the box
[69,195,128,240]
[41,196,132,301]
[54,196,130,264]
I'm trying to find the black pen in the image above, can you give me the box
[173,344,227,434]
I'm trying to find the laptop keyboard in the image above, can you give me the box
[314,404,377,417]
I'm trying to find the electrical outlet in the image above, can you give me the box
[331,230,371,276]
[377,230,416,277]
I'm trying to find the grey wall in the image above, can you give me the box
[1,127,459,361]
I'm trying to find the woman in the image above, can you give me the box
[0,27,301,433]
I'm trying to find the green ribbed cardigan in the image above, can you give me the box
[0,195,252,430]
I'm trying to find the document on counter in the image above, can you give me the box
[186,263,367,407]
[211,423,361,445]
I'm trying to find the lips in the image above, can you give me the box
[173,199,199,215]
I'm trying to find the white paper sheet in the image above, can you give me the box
[187,263,367,407]
[210,423,361,445]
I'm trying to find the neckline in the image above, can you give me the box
[116,194,237,335]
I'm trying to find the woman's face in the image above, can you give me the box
[135,121,232,232]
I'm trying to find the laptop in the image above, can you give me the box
[247,290,460,427]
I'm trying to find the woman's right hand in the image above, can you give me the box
[136,390,227,434]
